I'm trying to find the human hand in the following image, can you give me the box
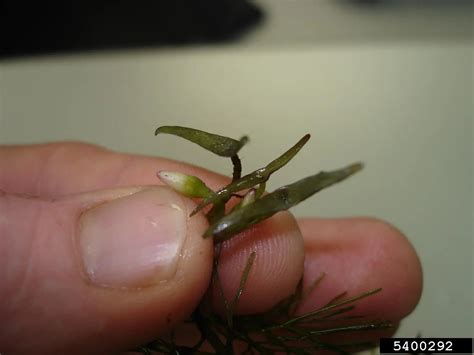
[0,143,422,354]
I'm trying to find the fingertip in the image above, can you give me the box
[214,211,305,314]
[86,188,214,352]
[298,217,422,322]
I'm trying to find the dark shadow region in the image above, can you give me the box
[0,0,263,58]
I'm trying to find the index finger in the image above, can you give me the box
[0,142,229,196]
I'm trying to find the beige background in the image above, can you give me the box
[1,0,472,342]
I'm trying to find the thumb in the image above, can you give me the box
[0,187,213,354]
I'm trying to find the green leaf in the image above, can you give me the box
[155,125,248,157]
[191,134,311,216]
[157,170,214,198]
[204,162,363,241]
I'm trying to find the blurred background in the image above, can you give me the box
[1,0,472,344]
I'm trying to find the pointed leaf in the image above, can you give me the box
[155,125,248,157]
[204,162,363,241]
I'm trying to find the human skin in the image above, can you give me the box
[0,143,422,354]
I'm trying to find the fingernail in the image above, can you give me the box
[78,188,187,288]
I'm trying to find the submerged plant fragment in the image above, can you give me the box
[146,126,389,354]
[205,162,363,242]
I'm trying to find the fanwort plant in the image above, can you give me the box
[135,126,391,354]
